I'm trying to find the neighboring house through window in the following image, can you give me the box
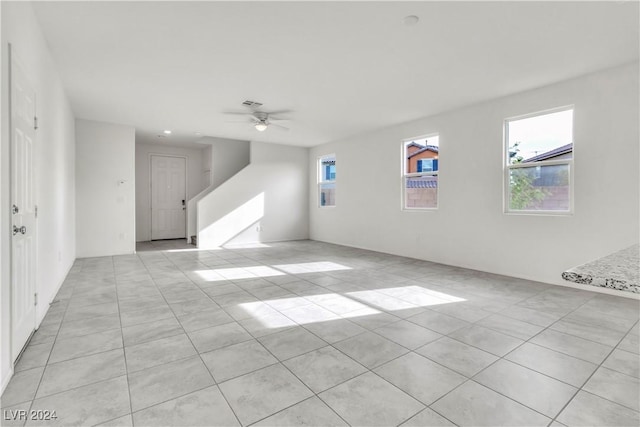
[403,135,439,209]
[318,154,336,207]
[505,107,573,213]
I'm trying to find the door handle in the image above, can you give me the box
[12,204,19,214]
[13,225,26,235]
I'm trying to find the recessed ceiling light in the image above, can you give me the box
[403,15,419,26]
[163,130,172,135]
[195,131,201,136]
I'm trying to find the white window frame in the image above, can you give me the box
[402,133,439,211]
[504,106,574,215]
[318,154,336,208]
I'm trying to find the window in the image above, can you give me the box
[505,107,573,213]
[417,159,438,173]
[318,154,336,207]
[403,135,439,209]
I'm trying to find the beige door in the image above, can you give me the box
[151,155,186,239]
[10,47,38,362]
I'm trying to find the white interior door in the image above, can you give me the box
[151,155,186,240]
[10,48,38,362]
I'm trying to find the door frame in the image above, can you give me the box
[148,153,188,241]
[8,44,38,364]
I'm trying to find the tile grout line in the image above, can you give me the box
[7,240,637,427]
[151,248,244,427]
[118,246,632,426]
[548,317,640,424]
[202,289,355,427]
[252,310,443,425]
[400,284,629,424]
[23,259,82,415]
[112,255,136,425]
[183,248,383,426]
[455,290,638,425]
[3,260,116,410]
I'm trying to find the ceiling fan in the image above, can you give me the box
[224,101,291,132]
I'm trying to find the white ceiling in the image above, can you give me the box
[33,1,639,148]
[135,130,209,149]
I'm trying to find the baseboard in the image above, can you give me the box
[76,249,136,259]
[308,237,640,300]
[36,257,74,326]
[4,258,76,395]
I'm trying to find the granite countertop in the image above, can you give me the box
[562,244,639,293]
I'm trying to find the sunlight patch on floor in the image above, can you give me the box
[195,266,285,282]
[224,242,272,249]
[374,286,466,306]
[273,262,352,274]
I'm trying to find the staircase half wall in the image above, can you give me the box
[197,141,309,248]
[187,137,250,242]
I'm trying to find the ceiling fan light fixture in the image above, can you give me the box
[255,121,268,132]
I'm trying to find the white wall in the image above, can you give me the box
[187,137,250,240]
[210,137,251,189]
[76,119,135,257]
[202,144,212,189]
[198,141,308,248]
[310,63,640,289]
[135,142,208,242]
[1,2,76,392]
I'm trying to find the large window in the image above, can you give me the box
[318,154,336,207]
[505,107,573,213]
[403,135,439,209]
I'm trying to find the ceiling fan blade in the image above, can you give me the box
[268,117,291,122]
[265,109,292,116]
[270,122,290,131]
[223,111,252,116]
[224,119,253,123]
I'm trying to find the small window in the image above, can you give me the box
[318,154,336,207]
[505,107,573,213]
[417,159,438,173]
[403,135,439,209]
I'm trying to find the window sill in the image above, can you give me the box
[402,207,438,212]
[504,210,573,217]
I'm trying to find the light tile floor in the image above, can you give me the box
[2,239,639,427]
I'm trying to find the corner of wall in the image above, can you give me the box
[0,1,8,396]
[197,141,309,248]
[75,119,136,257]
[188,136,252,242]
[1,0,79,394]
[307,63,639,289]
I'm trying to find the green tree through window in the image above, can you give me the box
[509,142,548,210]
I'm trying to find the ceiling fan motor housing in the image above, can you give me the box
[254,112,269,121]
